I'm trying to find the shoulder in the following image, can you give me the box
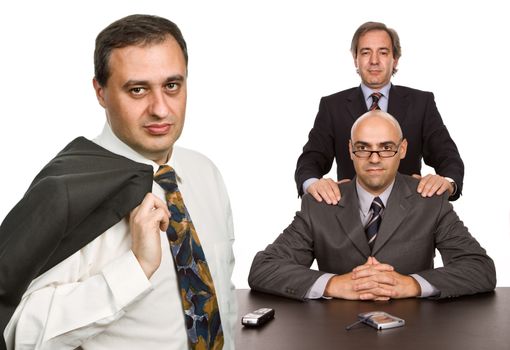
[322,87,359,102]
[396,173,449,205]
[391,85,434,98]
[172,146,220,173]
[172,146,227,191]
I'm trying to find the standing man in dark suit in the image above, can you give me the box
[249,110,495,301]
[295,21,464,205]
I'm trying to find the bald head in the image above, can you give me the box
[349,110,407,195]
[351,110,403,141]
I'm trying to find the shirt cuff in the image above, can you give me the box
[303,178,319,194]
[102,250,153,310]
[443,177,457,196]
[411,274,440,298]
[305,273,336,299]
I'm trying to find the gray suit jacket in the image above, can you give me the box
[248,174,495,300]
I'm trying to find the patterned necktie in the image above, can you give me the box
[154,165,223,350]
[365,197,384,251]
[369,92,382,111]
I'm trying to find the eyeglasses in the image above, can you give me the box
[351,142,402,159]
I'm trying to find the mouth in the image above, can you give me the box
[144,123,172,135]
[366,168,384,174]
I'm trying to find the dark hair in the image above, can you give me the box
[94,14,188,86]
[350,21,401,74]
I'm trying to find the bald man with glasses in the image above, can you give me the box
[249,110,495,301]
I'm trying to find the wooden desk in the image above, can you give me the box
[236,288,510,350]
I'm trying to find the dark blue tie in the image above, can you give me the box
[365,197,384,251]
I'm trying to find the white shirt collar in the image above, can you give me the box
[93,122,167,174]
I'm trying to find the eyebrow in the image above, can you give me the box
[353,141,398,147]
[122,75,185,89]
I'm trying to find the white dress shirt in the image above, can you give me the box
[4,123,237,350]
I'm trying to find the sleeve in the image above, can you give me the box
[295,97,337,196]
[415,196,496,298]
[421,92,465,200]
[305,273,335,299]
[4,250,152,350]
[248,196,327,300]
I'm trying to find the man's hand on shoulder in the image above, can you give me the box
[129,193,170,279]
[413,174,454,198]
[306,178,350,205]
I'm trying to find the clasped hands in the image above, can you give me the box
[324,257,421,300]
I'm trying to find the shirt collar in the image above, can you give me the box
[360,82,392,103]
[355,177,395,216]
[93,122,164,174]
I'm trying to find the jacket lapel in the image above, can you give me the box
[387,85,409,126]
[335,181,371,258]
[347,86,368,122]
[372,174,413,255]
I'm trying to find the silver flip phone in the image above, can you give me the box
[358,311,405,330]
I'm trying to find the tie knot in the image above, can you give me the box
[154,165,178,192]
[370,92,382,110]
[370,197,384,215]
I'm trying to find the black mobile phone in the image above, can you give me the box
[241,307,275,327]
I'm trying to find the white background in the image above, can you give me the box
[0,0,508,289]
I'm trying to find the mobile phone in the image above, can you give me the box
[358,311,405,330]
[241,307,275,327]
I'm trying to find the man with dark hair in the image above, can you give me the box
[295,21,464,205]
[250,110,495,301]
[1,14,236,350]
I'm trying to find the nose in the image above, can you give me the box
[369,52,379,65]
[148,90,170,119]
[368,151,381,163]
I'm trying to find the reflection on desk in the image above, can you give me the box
[236,288,510,350]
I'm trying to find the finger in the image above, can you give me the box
[370,256,381,265]
[352,267,383,279]
[371,263,395,272]
[434,180,451,196]
[412,174,422,179]
[317,186,336,205]
[417,175,431,194]
[138,193,169,216]
[354,280,379,291]
[309,187,324,203]
[326,178,341,202]
[422,179,442,197]
[358,292,391,300]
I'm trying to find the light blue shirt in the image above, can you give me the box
[360,82,391,112]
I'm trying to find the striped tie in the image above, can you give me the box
[154,165,223,350]
[369,92,382,111]
[365,197,384,251]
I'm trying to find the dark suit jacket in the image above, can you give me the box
[295,85,464,200]
[249,174,495,300]
[0,137,153,350]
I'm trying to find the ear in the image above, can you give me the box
[92,78,107,108]
[349,140,354,160]
[399,138,408,159]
